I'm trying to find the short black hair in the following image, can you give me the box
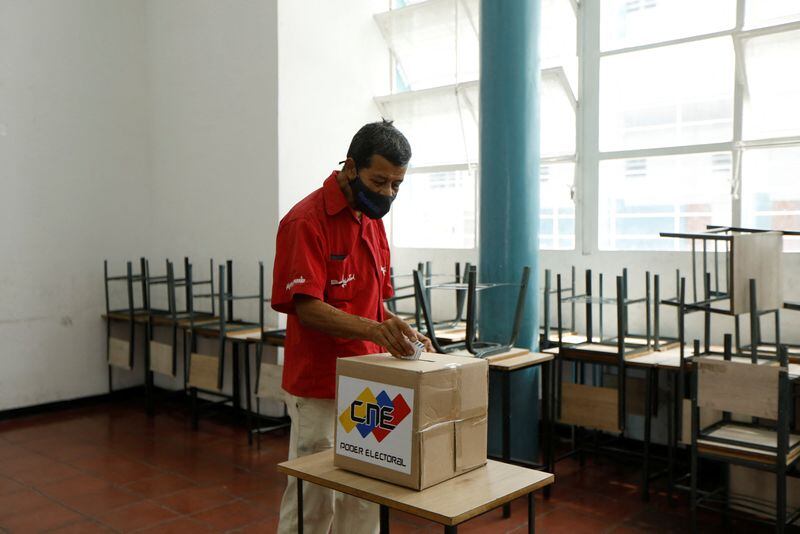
[346,119,411,170]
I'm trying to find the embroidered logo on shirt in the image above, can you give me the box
[331,274,356,288]
[286,277,306,291]
[380,266,387,275]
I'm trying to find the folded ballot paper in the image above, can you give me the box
[334,352,488,490]
[397,338,425,361]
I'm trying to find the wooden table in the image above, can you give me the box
[445,348,555,497]
[278,450,554,533]
[485,349,555,511]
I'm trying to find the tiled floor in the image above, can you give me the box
[0,399,772,533]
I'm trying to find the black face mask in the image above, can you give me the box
[350,175,395,219]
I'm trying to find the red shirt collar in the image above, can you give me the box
[323,171,350,216]
[323,171,363,224]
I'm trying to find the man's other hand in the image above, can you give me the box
[370,317,420,357]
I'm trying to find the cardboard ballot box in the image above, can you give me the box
[334,353,488,490]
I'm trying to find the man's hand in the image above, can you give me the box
[369,317,415,357]
[293,295,436,358]
[369,317,431,358]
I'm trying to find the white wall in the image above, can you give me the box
[0,0,152,410]
[0,0,282,411]
[0,0,389,411]
[146,0,280,396]
[148,0,279,265]
[277,0,390,217]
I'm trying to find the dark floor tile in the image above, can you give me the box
[48,519,114,534]
[95,500,179,532]
[9,459,83,487]
[69,453,161,484]
[608,526,646,533]
[384,520,435,534]
[0,451,51,477]
[38,473,113,501]
[217,470,272,497]
[0,441,28,462]
[244,483,286,513]
[621,507,691,533]
[135,516,214,533]
[156,485,237,515]
[0,475,27,497]
[123,473,196,499]
[57,486,142,516]
[48,519,115,533]
[0,490,56,520]
[536,506,618,533]
[0,422,68,444]
[26,438,107,463]
[0,501,84,532]
[234,513,281,533]
[557,487,644,523]
[189,499,270,530]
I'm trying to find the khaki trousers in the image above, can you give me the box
[277,394,379,534]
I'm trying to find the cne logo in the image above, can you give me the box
[339,387,411,443]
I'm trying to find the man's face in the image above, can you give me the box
[352,154,407,198]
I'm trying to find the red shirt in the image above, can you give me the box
[272,171,394,398]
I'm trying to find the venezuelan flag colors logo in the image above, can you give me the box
[339,387,411,443]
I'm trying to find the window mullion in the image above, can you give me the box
[732,0,746,227]
[578,0,601,255]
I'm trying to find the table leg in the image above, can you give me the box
[380,504,390,534]
[528,492,536,534]
[145,323,154,417]
[232,342,241,413]
[444,526,457,534]
[182,330,189,393]
[297,478,303,534]
[542,361,552,499]
[191,387,199,430]
[667,370,676,504]
[502,371,511,518]
[642,367,653,502]
[244,342,253,446]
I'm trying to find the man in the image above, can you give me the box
[272,120,433,534]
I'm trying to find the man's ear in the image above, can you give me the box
[342,157,357,181]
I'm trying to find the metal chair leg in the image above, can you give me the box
[642,367,653,502]
[191,387,199,431]
[244,343,253,446]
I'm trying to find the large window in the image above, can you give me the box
[374,0,578,250]
[598,0,800,250]
[375,1,800,252]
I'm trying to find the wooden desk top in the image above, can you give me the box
[446,347,552,370]
[223,328,285,345]
[548,333,679,350]
[278,450,553,526]
[103,311,149,324]
[489,352,554,371]
[787,363,800,379]
[486,349,553,371]
[225,329,266,341]
[625,346,682,368]
[549,333,587,344]
[435,326,468,343]
[193,322,262,339]
[150,313,218,328]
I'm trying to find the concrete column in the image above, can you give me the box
[480,0,541,464]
